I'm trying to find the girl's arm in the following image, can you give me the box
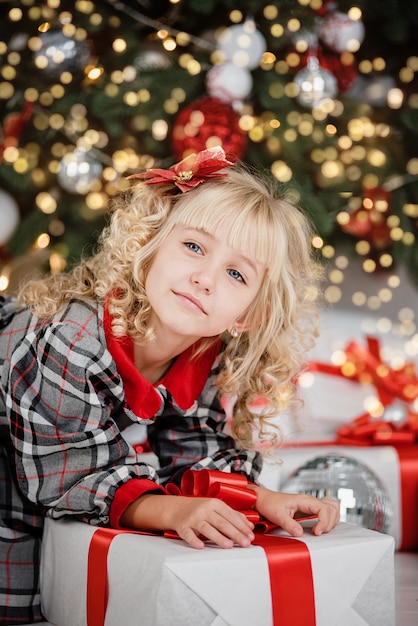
[119,483,340,550]
[3,306,162,525]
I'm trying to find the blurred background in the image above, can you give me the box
[0,0,417,323]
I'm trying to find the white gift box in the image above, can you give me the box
[40,517,395,626]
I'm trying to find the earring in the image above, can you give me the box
[230,326,238,338]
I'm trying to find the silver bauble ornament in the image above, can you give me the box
[294,56,338,108]
[34,28,92,82]
[57,149,102,194]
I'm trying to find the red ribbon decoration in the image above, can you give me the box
[86,470,316,626]
[307,336,418,446]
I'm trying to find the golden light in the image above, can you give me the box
[87,66,103,80]
[112,38,127,53]
[35,233,51,249]
[352,291,367,306]
[36,192,57,214]
[335,255,349,269]
[325,285,342,303]
[151,119,168,141]
[263,5,279,19]
[387,87,404,109]
[163,38,177,52]
[271,160,292,182]
[322,245,335,258]
[363,259,376,273]
[329,269,344,284]
[331,350,347,366]
[312,235,323,249]
[0,274,10,292]
[49,253,67,274]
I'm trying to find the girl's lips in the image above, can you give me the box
[174,291,207,314]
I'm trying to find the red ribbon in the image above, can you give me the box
[396,446,418,550]
[308,336,418,446]
[86,470,316,626]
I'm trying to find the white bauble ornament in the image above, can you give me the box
[206,63,253,104]
[57,149,103,194]
[318,11,365,53]
[216,20,267,70]
[0,188,20,245]
[294,56,338,107]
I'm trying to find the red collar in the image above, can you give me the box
[103,300,221,419]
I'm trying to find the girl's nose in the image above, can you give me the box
[191,266,215,292]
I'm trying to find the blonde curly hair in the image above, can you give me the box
[19,163,323,451]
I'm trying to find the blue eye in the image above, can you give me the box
[228,268,245,283]
[185,241,202,254]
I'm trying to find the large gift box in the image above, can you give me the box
[40,516,395,626]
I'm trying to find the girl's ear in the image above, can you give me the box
[231,312,253,334]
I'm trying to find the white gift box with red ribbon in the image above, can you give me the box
[282,309,418,445]
[40,516,394,626]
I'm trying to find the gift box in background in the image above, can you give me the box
[40,517,395,626]
[281,309,418,444]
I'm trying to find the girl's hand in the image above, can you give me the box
[120,494,255,550]
[250,485,340,538]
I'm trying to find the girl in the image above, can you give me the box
[0,147,339,624]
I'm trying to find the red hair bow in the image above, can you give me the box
[128,146,233,193]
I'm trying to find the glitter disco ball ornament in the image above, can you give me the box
[282,454,393,533]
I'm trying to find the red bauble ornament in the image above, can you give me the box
[171,96,247,162]
[341,187,392,249]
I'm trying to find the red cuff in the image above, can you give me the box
[110,478,167,529]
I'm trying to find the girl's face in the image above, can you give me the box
[145,223,266,342]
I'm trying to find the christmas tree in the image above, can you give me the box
[0,0,417,296]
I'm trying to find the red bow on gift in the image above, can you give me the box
[309,336,418,446]
[128,146,233,192]
[165,469,277,535]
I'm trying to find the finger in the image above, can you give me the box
[179,527,206,550]
[190,505,255,549]
[311,499,340,535]
[210,512,255,547]
[274,513,304,538]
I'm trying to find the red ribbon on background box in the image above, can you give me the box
[308,336,418,446]
[305,336,418,550]
[86,470,316,626]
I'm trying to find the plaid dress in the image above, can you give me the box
[0,295,262,624]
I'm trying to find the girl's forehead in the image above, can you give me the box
[170,196,279,267]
